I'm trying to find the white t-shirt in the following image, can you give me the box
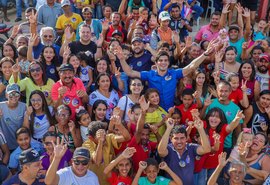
[256,71,270,91]
[117,95,135,122]
[80,125,88,142]
[89,90,119,120]
[57,166,100,185]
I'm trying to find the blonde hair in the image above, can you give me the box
[236,131,253,145]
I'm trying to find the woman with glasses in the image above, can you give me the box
[9,61,55,105]
[117,77,143,123]
[49,105,82,152]
[23,90,55,143]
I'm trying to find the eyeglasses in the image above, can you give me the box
[29,67,41,73]
[30,98,42,103]
[8,92,20,98]
[73,159,89,166]
[131,83,142,87]
[43,35,53,38]
[57,113,70,118]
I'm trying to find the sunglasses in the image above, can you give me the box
[73,159,89,166]
[8,92,20,98]
[29,67,41,73]
[43,35,53,38]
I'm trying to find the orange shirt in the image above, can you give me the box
[157,27,173,45]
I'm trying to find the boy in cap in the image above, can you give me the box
[3,148,44,185]
[0,84,26,151]
[45,138,99,185]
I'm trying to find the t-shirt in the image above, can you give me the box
[117,95,135,122]
[89,90,119,120]
[229,37,245,63]
[138,176,171,185]
[228,88,243,106]
[57,167,99,185]
[195,24,219,42]
[127,52,153,72]
[108,171,133,185]
[128,0,145,8]
[0,102,26,150]
[41,149,72,170]
[80,65,92,83]
[3,172,45,185]
[206,99,243,148]
[256,71,270,91]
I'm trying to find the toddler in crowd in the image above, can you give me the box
[75,106,91,142]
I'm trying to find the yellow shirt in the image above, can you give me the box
[9,75,54,105]
[55,13,83,42]
[82,134,119,185]
[75,0,90,6]
[145,107,167,142]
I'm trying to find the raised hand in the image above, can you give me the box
[184,36,193,48]
[192,90,200,99]
[11,25,20,38]
[12,63,20,73]
[26,106,33,116]
[110,115,121,126]
[168,106,175,115]
[235,110,245,121]
[58,86,67,98]
[122,147,136,158]
[215,50,224,63]
[159,161,169,170]
[96,34,104,47]
[28,9,38,24]
[76,90,87,98]
[212,71,220,85]
[205,38,219,56]
[112,107,121,116]
[193,119,203,130]
[29,33,38,47]
[218,152,227,167]
[53,137,68,159]
[107,50,117,62]
[63,45,71,62]
[242,42,249,49]
[190,109,200,120]
[204,93,213,107]
[222,4,231,14]
[166,118,175,130]
[242,8,251,18]
[173,31,180,44]
[148,124,158,134]
[235,3,243,14]
[139,95,150,112]
[213,131,220,143]
[64,26,74,42]
[96,129,106,142]
[139,161,147,170]
[102,20,109,31]
[238,142,247,157]
[68,120,75,132]
[241,79,247,93]
[114,45,125,61]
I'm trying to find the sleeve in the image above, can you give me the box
[0,131,7,145]
[51,83,59,101]
[127,135,137,147]
[37,7,43,23]
[128,0,133,7]
[82,140,97,158]
[57,168,68,185]
[89,92,98,106]
[55,17,62,29]
[175,69,183,79]
[108,134,120,149]
[140,71,150,81]
[195,28,203,41]
[9,75,26,91]
[8,152,19,169]
[117,96,126,111]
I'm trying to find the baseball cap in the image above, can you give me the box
[82,7,92,13]
[259,53,270,62]
[131,37,143,44]
[73,147,90,160]
[6,84,20,95]
[228,24,240,32]
[19,148,43,165]
[61,0,71,7]
[112,30,123,37]
[59,63,74,72]
[159,11,171,21]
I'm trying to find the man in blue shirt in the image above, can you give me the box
[3,148,45,185]
[118,39,215,111]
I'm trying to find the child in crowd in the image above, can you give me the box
[104,147,136,185]
[127,104,142,136]
[75,106,91,142]
[77,52,93,93]
[132,158,183,185]
[17,46,30,79]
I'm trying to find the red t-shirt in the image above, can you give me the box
[203,123,229,169]
[114,140,129,156]
[127,135,157,172]
[107,171,132,185]
[229,88,243,105]
[176,104,198,140]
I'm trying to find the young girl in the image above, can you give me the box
[17,45,30,79]
[23,90,55,143]
[132,158,183,185]
[67,54,80,78]
[170,107,182,125]
[75,106,91,142]
[104,147,136,185]
[144,88,167,142]
[202,107,244,180]
[77,52,93,93]
[0,57,15,101]
[226,72,249,108]
[127,104,141,136]
[91,99,109,124]
[40,46,59,82]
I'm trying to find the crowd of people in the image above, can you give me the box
[0,0,270,184]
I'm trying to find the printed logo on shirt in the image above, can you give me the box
[226,111,232,117]
[137,61,142,67]
[5,118,11,125]
[165,75,172,81]
[202,33,208,39]
[72,98,79,107]
[91,93,97,99]
[81,68,88,75]
[63,96,71,105]
[50,68,55,74]
[43,91,49,98]
[71,18,77,23]
[35,122,41,128]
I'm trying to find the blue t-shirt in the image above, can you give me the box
[138,176,171,185]
[3,172,45,185]
[141,69,183,111]
[128,52,153,72]
[229,37,245,63]
[253,31,266,41]
[206,99,243,148]
[46,63,58,82]
[33,43,61,61]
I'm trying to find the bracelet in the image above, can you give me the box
[10,37,14,41]
[97,46,102,48]
[203,52,210,56]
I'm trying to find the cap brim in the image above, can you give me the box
[6,90,20,94]
[73,155,90,160]
[160,17,171,21]
[20,155,44,165]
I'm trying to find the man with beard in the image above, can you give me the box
[195,11,222,43]
[75,7,102,41]
[158,117,210,185]
[118,39,215,110]
[202,81,243,154]
[102,12,127,43]
[37,0,63,28]
[127,37,154,72]
[255,54,270,91]
[128,96,160,172]
[51,64,88,120]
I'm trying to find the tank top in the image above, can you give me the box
[240,78,255,103]
[245,153,265,180]
[55,125,75,150]
[247,102,270,134]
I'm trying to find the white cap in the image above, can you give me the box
[159,11,171,21]
[61,0,70,7]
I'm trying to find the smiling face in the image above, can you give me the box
[225,49,237,63]
[44,136,57,155]
[256,58,269,73]
[30,93,43,111]
[17,133,31,150]
[258,94,270,109]
[208,111,221,129]
[69,56,80,69]
[29,63,43,82]
[79,113,91,127]
[79,26,91,43]
[182,95,193,109]
[240,63,253,79]
[1,61,13,77]
[117,158,132,177]
[72,157,89,177]
[229,76,240,91]
[96,60,108,73]
[147,92,160,106]
[217,84,231,103]
[129,78,143,95]
[43,47,55,62]
[156,55,169,72]
[145,165,159,183]
[251,134,266,151]
[56,108,70,125]
[229,164,245,184]
[93,103,107,121]
[132,41,144,55]
[97,75,110,91]
[242,133,253,148]
[3,45,15,58]
[196,73,205,86]
[59,70,74,85]
[171,132,187,151]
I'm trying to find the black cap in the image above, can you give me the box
[59,63,74,72]
[19,148,43,165]
[73,147,90,160]
[131,37,143,44]
[228,25,240,32]
[112,30,123,37]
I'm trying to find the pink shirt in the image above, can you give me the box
[195,24,219,42]
[51,78,86,120]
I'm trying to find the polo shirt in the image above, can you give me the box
[3,173,45,185]
[140,69,183,111]
[37,3,63,28]
[206,98,243,148]
[164,143,198,185]
[195,24,219,42]
[51,78,86,120]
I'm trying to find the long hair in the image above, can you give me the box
[93,58,110,82]
[205,107,227,134]
[238,61,256,81]
[28,90,55,135]
[28,61,48,85]
[2,43,18,61]
[40,45,59,80]
[95,72,113,92]
[192,69,208,98]
[91,99,108,123]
